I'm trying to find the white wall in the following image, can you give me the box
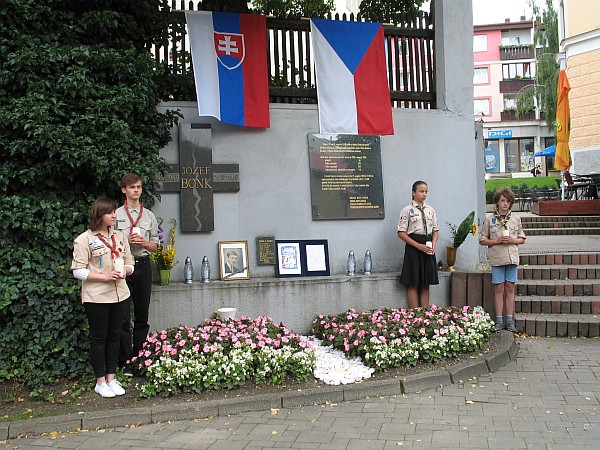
[154,103,482,281]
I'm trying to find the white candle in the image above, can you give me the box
[425,241,433,248]
[131,226,141,236]
[114,258,125,276]
[502,229,510,237]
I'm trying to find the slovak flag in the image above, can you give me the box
[186,11,270,128]
[310,19,393,135]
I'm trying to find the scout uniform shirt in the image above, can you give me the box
[115,203,159,258]
[479,210,526,266]
[71,229,134,303]
[397,201,439,236]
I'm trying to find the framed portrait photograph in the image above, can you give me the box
[218,241,250,281]
[275,240,303,277]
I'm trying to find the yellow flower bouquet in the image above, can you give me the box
[150,219,178,270]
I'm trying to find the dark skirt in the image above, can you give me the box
[399,234,439,287]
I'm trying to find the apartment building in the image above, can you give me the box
[474,17,554,176]
[558,0,600,175]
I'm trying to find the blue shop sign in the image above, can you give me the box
[488,130,512,139]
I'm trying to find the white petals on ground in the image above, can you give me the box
[302,336,375,385]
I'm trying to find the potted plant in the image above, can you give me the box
[445,211,476,271]
[150,219,178,285]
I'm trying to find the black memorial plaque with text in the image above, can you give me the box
[308,134,385,220]
[256,236,276,265]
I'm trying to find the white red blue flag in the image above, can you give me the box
[310,19,393,135]
[186,11,270,128]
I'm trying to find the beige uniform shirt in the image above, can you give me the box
[397,201,439,236]
[479,212,526,266]
[71,229,134,304]
[115,204,159,258]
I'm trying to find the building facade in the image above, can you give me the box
[474,17,554,177]
[558,0,600,174]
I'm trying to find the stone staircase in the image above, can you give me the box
[515,214,600,337]
[519,215,600,236]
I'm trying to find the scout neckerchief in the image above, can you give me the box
[124,199,144,233]
[97,233,120,259]
[493,209,512,229]
[415,203,428,236]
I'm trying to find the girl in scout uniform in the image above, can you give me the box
[479,188,526,333]
[397,180,439,308]
[71,198,135,398]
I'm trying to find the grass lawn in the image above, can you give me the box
[485,175,560,194]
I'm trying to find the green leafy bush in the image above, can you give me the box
[0,0,178,388]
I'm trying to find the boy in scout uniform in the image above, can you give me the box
[479,188,526,333]
[115,173,159,375]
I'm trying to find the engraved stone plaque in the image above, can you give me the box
[179,123,213,232]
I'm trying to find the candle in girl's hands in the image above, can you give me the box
[132,227,141,236]
[502,229,510,237]
[114,258,125,277]
[425,241,433,249]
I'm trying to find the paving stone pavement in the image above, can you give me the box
[5,336,600,449]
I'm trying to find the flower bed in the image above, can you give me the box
[311,305,494,369]
[133,306,494,397]
[133,316,315,397]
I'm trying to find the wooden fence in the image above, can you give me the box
[152,1,436,109]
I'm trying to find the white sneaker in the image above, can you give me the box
[107,379,125,396]
[95,382,116,398]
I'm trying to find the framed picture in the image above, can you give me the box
[275,240,303,277]
[218,241,250,281]
[275,239,330,278]
[303,239,330,276]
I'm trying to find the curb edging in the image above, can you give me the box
[3,331,517,440]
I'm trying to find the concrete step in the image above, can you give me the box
[522,221,599,229]
[523,227,600,236]
[521,215,600,224]
[515,313,600,337]
[516,279,600,296]
[515,296,600,314]
[520,253,600,265]
[518,264,600,280]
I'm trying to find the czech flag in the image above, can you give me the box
[310,19,394,135]
[186,11,270,128]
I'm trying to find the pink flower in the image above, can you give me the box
[144,359,152,366]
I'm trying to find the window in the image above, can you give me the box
[473,67,489,84]
[474,98,490,116]
[473,35,487,52]
[504,97,516,109]
[504,140,519,172]
[519,138,534,171]
[502,62,533,80]
[501,36,521,46]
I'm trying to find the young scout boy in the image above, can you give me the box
[115,173,159,375]
[479,188,526,333]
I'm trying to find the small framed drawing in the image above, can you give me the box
[303,239,330,276]
[218,241,250,281]
[275,240,303,277]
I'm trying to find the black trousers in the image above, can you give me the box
[83,301,127,378]
[119,257,152,364]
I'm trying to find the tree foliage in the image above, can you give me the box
[0,0,178,387]
[251,0,334,17]
[359,0,425,23]
[515,0,559,130]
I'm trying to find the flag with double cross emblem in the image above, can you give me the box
[186,11,269,128]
